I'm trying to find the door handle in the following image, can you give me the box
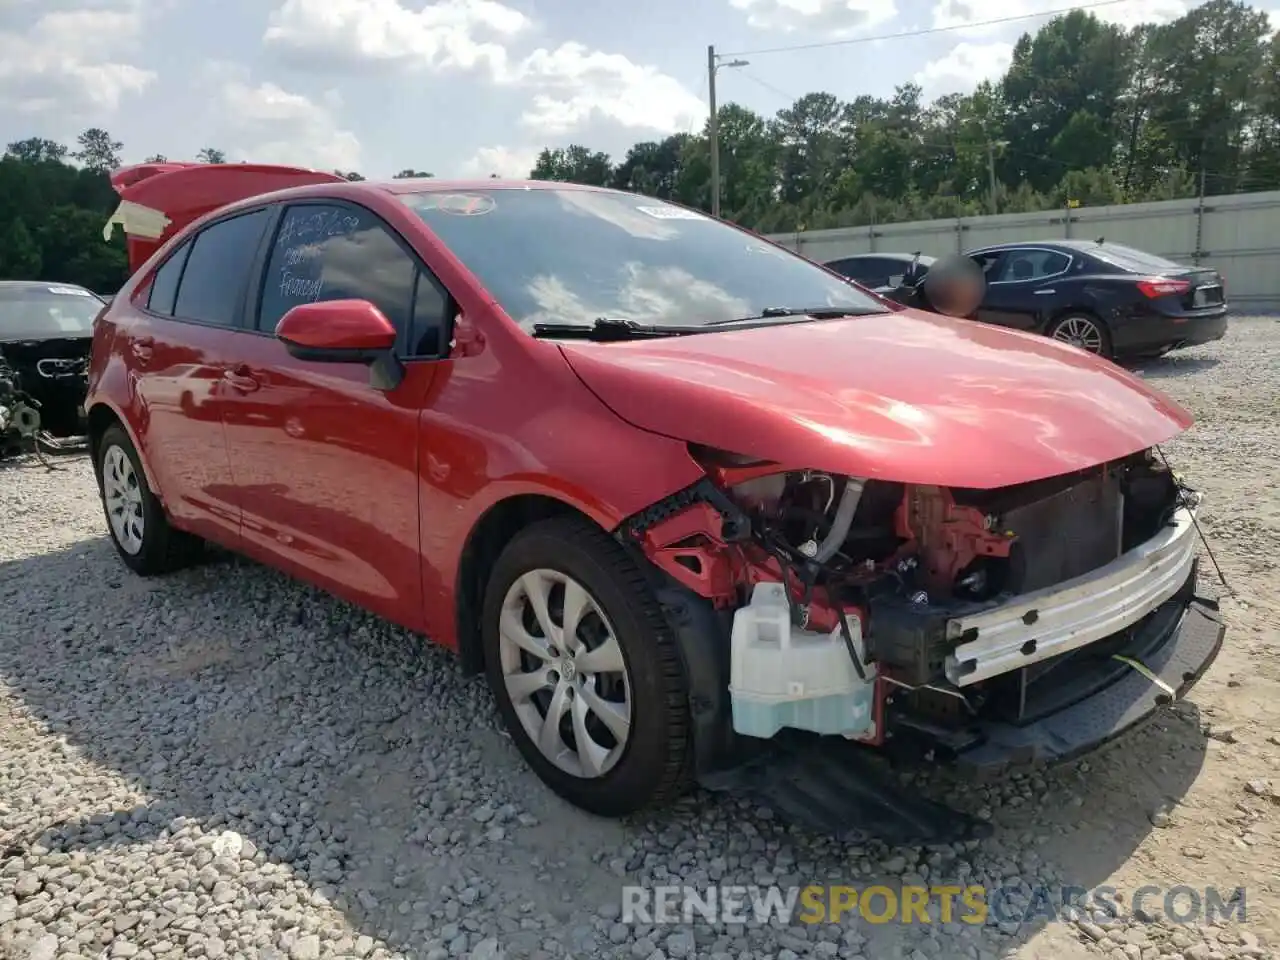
[1034,289,1056,295]
[131,336,154,362]
[222,366,260,393]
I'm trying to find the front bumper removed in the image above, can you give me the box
[948,591,1223,778]
[945,504,1199,686]
[691,575,1223,844]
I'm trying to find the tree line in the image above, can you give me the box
[0,0,1275,292]
[528,0,1279,232]
[0,129,441,294]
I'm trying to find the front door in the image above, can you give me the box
[219,200,452,632]
[975,248,1073,332]
[126,207,274,546]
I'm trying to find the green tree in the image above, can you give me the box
[197,147,227,163]
[5,139,69,164]
[394,169,433,178]
[73,128,123,173]
[0,219,42,277]
[530,146,613,185]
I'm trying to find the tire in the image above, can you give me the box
[1047,313,1113,359]
[96,423,203,575]
[481,516,692,817]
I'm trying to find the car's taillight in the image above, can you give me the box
[1136,277,1192,298]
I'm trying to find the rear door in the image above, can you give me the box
[125,206,274,546]
[218,200,448,631]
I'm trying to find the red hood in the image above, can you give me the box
[558,310,1192,489]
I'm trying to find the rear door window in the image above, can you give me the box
[147,241,191,316]
[827,258,883,286]
[1089,243,1184,273]
[173,209,271,326]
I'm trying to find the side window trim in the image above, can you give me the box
[139,204,275,328]
[409,268,457,360]
[145,239,192,316]
[249,198,457,360]
[235,204,285,332]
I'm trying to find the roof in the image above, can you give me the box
[374,177,612,195]
[0,280,94,293]
[825,252,936,263]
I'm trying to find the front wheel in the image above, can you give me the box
[481,516,692,817]
[96,424,203,575]
[1047,313,1112,358]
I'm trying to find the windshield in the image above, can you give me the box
[0,285,102,340]
[1090,243,1184,273]
[399,188,886,330]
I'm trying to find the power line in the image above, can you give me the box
[718,0,1135,58]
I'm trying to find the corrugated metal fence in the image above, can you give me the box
[765,189,1280,312]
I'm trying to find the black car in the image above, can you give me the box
[826,240,1228,361]
[0,281,102,457]
[824,252,935,292]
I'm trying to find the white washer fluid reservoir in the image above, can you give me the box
[728,581,877,739]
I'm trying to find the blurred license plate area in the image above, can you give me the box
[1194,285,1223,306]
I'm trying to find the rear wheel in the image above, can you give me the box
[481,516,691,817]
[96,424,203,575]
[1048,313,1112,358]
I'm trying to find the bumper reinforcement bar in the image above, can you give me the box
[946,505,1199,686]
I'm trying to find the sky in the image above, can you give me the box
[0,0,1274,181]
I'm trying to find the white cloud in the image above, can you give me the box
[930,0,1193,37]
[262,0,706,136]
[509,43,706,135]
[730,0,897,34]
[914,41,1013,97]
[0,3,155,115]
[202,65,362,172]
[264,0,529,76]
[459,145,540,177]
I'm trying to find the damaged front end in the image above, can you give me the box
[0,343,91,461]
[620,446,1224,842]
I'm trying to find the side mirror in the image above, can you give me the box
[275,299,404,390]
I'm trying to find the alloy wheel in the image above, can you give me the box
[497,569,632,779]
[103,445,145,554]
[1052,316,1104,354]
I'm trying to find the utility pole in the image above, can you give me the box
[987,140,999,216]
[708,45,719,219]
[707,45,748,220]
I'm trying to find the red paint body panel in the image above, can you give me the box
[214,331,436,630]
[276,300,397,350]
[559,309,1193,489]
[85,171,1195,664]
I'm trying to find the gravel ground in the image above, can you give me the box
[1,317,1277,960]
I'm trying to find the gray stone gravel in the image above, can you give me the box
[2,318,1278,960]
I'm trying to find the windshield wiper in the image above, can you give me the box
[705,306,890,327]
[531,317,704,341]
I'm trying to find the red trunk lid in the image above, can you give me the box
[105,162,347,275]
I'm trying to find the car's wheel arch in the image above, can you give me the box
[86,401,162,498]
[451,485,750,780]
[453,491,618,677]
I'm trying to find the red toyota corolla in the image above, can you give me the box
[86,163,1223,836]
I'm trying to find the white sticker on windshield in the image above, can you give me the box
[634,205,706,221]
[47,285,91,296]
